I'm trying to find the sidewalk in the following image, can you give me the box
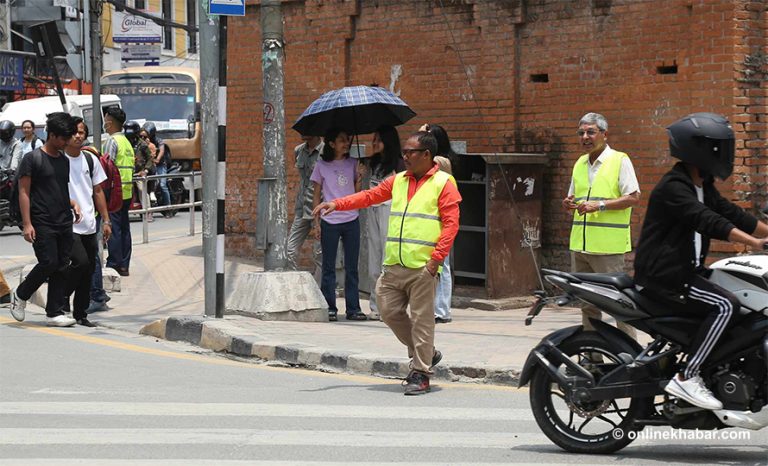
[4,233,610,386]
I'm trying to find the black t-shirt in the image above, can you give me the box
[16,147,72,227]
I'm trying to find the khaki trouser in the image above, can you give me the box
[0,269,10,297]
[571,251,637,340]
[376,264,439,374]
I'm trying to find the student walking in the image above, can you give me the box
[60,117,111,327]
[9,112,80,327]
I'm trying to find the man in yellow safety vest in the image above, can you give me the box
[562,112,640,339]
[103,107,135,277]
[313,131,462,395]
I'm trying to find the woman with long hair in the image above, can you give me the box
[362,126,404,320]
[310,127,366,321]
[421,123,456,323]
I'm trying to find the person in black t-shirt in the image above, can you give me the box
[8,112,81,327]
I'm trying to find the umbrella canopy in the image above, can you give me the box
[292,86,416,136]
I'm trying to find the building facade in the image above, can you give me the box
[223,0,767,289]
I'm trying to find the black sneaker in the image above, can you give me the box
[76,318,98,328]
[0,293,10,305]
[328,311,338,322]
[435,317,452,324]
[403,371,430,395]
[431,350,442,368]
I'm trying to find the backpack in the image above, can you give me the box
[8,149,43,223]
[82,146,122,213]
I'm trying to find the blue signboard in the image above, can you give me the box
[0,53,23,91]
[210,0,245,16]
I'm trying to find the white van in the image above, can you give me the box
[0,94,122,143]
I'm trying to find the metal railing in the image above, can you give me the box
[130,171,203,244]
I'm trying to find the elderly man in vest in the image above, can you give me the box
[313,131,461,395]
[103,107,135,277]
[562,112,640,340]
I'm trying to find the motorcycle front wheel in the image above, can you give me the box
[529,331,652,454]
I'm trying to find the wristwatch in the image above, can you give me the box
[598,201,607,212]
[103,221,112,227]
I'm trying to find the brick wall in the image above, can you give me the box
[226,0,766,273]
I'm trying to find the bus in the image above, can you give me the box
[101,67,201,172]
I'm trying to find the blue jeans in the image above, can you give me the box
[434,253,452,319]
[107,199,132,270]
[155,164,171,206]
[320,218,361,315]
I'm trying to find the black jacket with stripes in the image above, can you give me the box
[634,163,758,303]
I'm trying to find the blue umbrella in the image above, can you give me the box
[292,86,416,136]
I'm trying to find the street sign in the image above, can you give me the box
[209,0,245,16]
[112,11,162,43]
[0,53,23,91]
[121,43,161,62]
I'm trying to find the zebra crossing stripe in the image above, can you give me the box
[0,402,531,421]
[0,428,540,448]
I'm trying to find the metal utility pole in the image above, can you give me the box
[199,5,221,317]
[89,0,102,150]
[260,0,287,270]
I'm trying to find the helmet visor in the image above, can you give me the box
[706,135,734,179]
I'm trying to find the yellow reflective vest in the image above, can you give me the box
[105,134,135,200]
[569,150,632,254]
[384,170,454,270]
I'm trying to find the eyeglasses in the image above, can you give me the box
[577,129,602,137]
[140,135,149,140]
[402,148,427,157]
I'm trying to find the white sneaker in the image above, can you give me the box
[46,315,76,327]
[665,375,723,410]
[9,290,26,322]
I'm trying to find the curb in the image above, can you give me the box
[140,316,521,386]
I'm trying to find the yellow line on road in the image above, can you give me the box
[0,316,523,392]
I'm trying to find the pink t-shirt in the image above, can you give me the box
[310,157,359,224]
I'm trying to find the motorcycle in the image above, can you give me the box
[130,162,185,219]
[520,251,768,454]
[0,169,21,231]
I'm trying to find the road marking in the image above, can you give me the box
[0,461,567,466]
[0,402,532,421]
[0,428,540,448]
[0,316,523,392]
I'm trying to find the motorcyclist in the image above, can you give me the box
[124,120,154,221]
[141,122,172,213]
[0,120,22,171]
[634,112,768,410]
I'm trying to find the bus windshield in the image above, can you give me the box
[101,82,196,139]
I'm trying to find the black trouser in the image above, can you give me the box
[16,224,73,317]
[642,272,739,379]
[63,232,98,320]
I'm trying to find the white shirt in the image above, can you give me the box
[67,152,107,235]
[694,185,704,267]
[20,137,43,157]
[568,145,640,197]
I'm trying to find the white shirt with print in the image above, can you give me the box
[67,152,107,235]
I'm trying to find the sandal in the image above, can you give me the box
[346,313,368,321]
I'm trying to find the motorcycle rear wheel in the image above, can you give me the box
[529,331,652,454]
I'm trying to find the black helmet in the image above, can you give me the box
[141,121,157,141]
[123,120,141,137]
[0,120,15,142]
[666,112,735,180]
